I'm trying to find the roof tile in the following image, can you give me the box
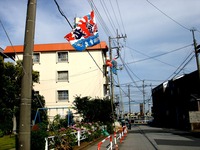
[4,41,108,54]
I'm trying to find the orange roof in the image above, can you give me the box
[4,41,108,54]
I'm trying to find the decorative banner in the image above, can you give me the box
[106,59,117,75]
[64,10,100,51]
[111,59,117,75]
[106,60,113,67]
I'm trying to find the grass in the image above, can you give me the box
[0,135,15,150]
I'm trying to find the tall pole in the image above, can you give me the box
[142,80,145,116]
[117,75,124,118]
[191,29,200,80]
[128,84,131,119]
[109,36,115,123]
[18,0,37,149]
[191,29,200,111]
[109,30,126,122]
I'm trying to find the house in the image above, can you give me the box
[3,42,109,121]
[152,70,200,130]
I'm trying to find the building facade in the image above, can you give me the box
[152,70,200,130]
[4,42,109,120]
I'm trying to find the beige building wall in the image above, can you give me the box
[5,42,108,121]
[33,51,106,104]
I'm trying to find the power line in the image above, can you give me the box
[0,18,26,73]
[53,0,73,29]
[54,0,106,77]
[100,0,117,35]
[146,0,192,32]
[86,50,104,75]
[108,0,122,34]
[125,44,193,65]
[88,0,113,37]
[166,51,195,80]
[115,0,126,35]
[119,55,143,93]
[146,0,191,31]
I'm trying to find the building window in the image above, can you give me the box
[57,90,69,101]
[57,71,68,81]
[33,53,40,63]
[57,52,68,62]
[103,84,108,96]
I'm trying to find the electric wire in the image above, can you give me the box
[86,49,104,75]
[114,78,134,102]
[88,0,126,120]
[53,0,73,29]
[166,51,195,80]
[119,54,141,81]
[100,0,117,35]
[172,55,195,79]
[0,18,26,74]
[1,18,45,110]
[119,55,143,93]
[53,0,118,119]
[88,0,113,37]
[146,0,191,31]
[125,44,192,65]
[54,0,105,77]
[115,0,126,34]
[108,0,122,34]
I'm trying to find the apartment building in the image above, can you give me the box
[4,42,108,120]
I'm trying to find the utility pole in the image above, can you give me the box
[191,29,200,80]
[109,30,126,121]
[191,29,200,112]
[117,75,124,118]
[18,0,37,149]
[142,80,145,116]
[109,36,115,122]
[128,84,131,119]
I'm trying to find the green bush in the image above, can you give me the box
[53,128,76,150]
[105,122,114,134]
[0,129,4,137]
[31,123,48,150]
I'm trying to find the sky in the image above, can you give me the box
[0,0,200,113]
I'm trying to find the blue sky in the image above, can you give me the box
[0,0,200,113]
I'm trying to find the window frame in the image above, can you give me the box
[57,51,69,63]
[57,90,69,101]
[57,70,69,82]
[33,52,40,63]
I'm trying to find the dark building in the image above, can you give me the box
[152,70,200,130]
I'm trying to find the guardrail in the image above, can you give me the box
[97,126,128,150]
[45,130,87,150]
[97,135,112,150]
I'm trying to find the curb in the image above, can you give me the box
[74,136,105,150]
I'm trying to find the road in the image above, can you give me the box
[87,124,200,150]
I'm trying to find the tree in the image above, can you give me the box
[73,96,115,123]
[0,57,46,134]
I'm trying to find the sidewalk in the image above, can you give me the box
[86,125,200,150]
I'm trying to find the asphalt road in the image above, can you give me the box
[87,124,200,150]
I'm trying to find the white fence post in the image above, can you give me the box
[77,130,81,146]
[45,137,48,150]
